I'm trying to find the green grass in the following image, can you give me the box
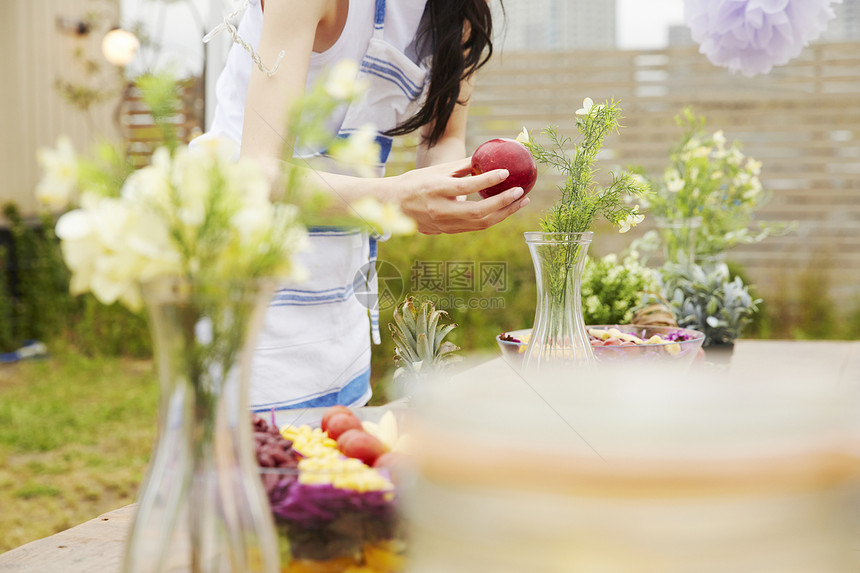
[0,348,158,552]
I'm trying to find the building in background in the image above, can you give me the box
[493,0,616,52]
[667,23,694,47]
[821,0,860,42]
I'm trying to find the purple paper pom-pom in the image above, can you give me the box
[684,0,842,77]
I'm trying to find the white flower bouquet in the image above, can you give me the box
[51,139,308,311]
[638,108,792,260]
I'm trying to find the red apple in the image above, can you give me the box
[321,405,354,432]
[471,138,538,199]
[336,429,386,466]
[325,413,363,440]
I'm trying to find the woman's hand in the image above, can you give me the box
[390,158,531,235]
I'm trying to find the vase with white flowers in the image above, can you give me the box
[637,108,792,267]
[518,98,650,375]
[37,67,415,573]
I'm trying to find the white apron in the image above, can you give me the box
[248,0,430,410]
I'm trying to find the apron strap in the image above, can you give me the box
[368,236,382,345]
[373,0,386,38]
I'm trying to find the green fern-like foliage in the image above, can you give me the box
[522,100,650,234]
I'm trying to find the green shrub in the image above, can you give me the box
[0,244,13,351]
[582,252,657,325]
[0,202,150,356]
[2,204,75,348]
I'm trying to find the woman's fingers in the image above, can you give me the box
[444,157,474,177]
[466,186,525,219]
[441,168,511,198]
[428,188,531,233]
[475,195,531,230]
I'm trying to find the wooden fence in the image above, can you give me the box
[390,42,860,305]
[121,80,205,168]
[4,21,858,305]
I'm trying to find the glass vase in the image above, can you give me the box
[522,232,595,375]
[655,216,702,268]
[123,277,280,573]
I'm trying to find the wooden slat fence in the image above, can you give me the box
[390,42,860,305]
[121,80,205,167]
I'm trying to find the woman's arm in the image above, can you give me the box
[415,76,473,168]
[240,0,328,159]
[242,1,526,234]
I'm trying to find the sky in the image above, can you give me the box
[617,0,686,49]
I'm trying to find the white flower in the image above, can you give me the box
[712,130,726,147]
[324,59,366,100]
[56,192,180,311]
[630,173,648,189]
[329,123,381,178]
[665,168,684,193]
[689,167,700,181]
[746,158,762,176]
[617,206,644,233]
[575,97,604,116]
[692,146,710,159]
[352,197,417,237]
[743,177,763,199]
[52,136,308,312]
[36,136,79,210]
[516,127,530,145]
[727,147,744,166]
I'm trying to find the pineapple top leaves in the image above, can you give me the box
[389,296,460,382]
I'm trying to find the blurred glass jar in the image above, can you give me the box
[403,361,860,573]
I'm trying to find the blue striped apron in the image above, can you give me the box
[250,0,429,411]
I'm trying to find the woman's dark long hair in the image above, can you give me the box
[384,0,499,147]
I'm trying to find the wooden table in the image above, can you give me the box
[0,505,135,572]
[2,340,859,572]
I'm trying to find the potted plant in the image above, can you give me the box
[636,108,792,266]
[652,262,761,363]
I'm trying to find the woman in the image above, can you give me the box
[201,0,525,410]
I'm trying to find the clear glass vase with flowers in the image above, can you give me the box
[36,64,415,573]
[517,98,650,376]
[637,107,793,265]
